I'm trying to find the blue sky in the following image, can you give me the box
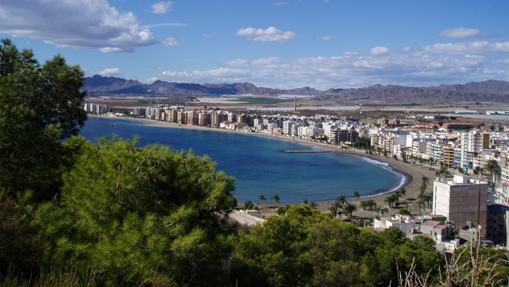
[1,0,509,89]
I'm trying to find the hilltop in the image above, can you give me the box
[84,75,509,104]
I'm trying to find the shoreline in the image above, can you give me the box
[89,115,433,208]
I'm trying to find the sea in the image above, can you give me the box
[80,117,405,203]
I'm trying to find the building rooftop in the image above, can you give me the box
[436,174,487,186]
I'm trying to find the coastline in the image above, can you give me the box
[89,115,434,209]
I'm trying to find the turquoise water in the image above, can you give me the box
[80,117,404,203]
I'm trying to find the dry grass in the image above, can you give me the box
[397,242,508,287]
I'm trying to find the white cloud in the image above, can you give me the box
[147,22,187,28]
[143,76,159,84]
[424,41,509,53]
[162,37,179,46]
[321,35,334,41]
[0,0,156,53]
[370,46,389,56]
[275,2,288,6]
[440,27,480,38]
[152,1,172,14]
[237,26,295,43]
[99,67,121,76]
[161,68,249,82]
[100,47,130,53]
[154,41,509,89]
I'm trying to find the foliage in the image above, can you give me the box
[484,159,501,184]
[0,39,86,202]
[244,200,255,210]
[398,241,509,287]
[1,39,506,287]
[0,193,42,276]
[270,194,280,205]
[232,205,444,287]
[35,138,237,286]
[0,269,100,287]
[353,137,371,149]
[435,166,451,178]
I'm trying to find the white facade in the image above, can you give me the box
[433,175,488,237]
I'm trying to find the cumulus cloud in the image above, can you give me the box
[440,27,480,38]
[161,68,249,82]
[99,67,121,76]
[237,26,295,43]
[321,35,334,41]
[152,1,172,14]
[370,46,389,56]
[424,41,509,53]
[156,41,509,89]
[162,37,179,46]
[0,0,156,53]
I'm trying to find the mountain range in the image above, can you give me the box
[84,75,509,104]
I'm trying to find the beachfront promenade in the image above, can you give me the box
[93,114,437,211]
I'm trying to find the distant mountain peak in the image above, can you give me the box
[83,75,509,104]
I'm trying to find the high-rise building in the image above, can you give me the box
[187,110,198,125]
[167,109,178,123]
[198,111,209,126]
[133,107,146,117]
[487,204,509,247]
[460,131,490,168]
[227,112,236,123]
[177,110,187,124]
[433,175,488,237]
[210,111,222,128]
[336,129,359,144]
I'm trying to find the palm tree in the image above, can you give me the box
[421,176,429,193]
[484,159,501,184]
[335,195,347,207]
[343,203,357,219]
[360,200,369,210]
[353,191,361,204]
[329,204,339,217]
[366,199,377,211]
[271,194,280,205]
[244,200,254,210]
[258,194,266,208]
[385,196,394,208]
[418,191,432,210]
[385,194,400,208]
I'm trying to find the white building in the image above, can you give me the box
[433,175,488,237]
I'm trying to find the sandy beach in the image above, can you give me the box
[93,115,436,211]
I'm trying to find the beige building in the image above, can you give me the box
[433,175,488,237]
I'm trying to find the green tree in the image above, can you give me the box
[244,200,255,210]
[360,200,369,210]
[0,39,86,202]
[335,195,347,207]
[353,191,361,203]
[484,159,501,184]
[232,205,321,287]
[436,166,451,178]
[343,203,357,219]
[258,194,266,208]
[398,188,406,198]
[385,193,400,208]
[271,194,280,205]
[36,138,237,286]
[0,192,43,276]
